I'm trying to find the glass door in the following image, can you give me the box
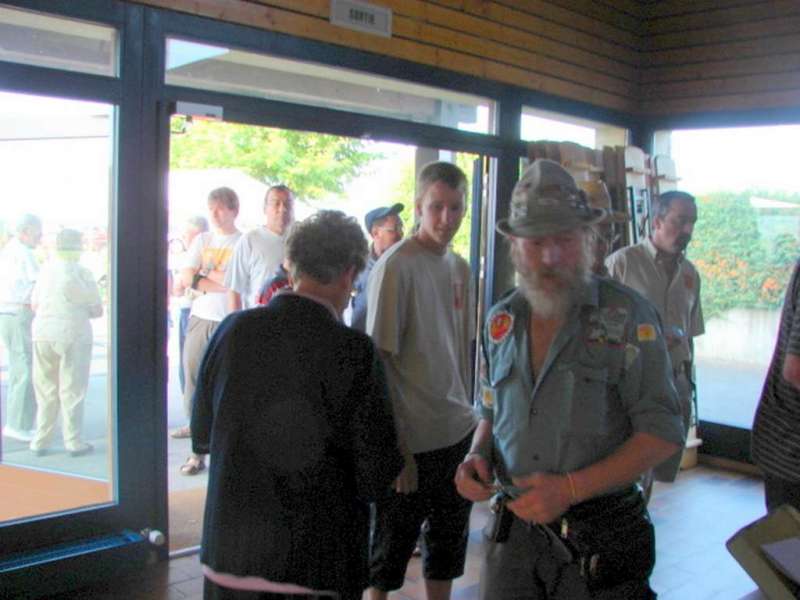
[0,2,168,596]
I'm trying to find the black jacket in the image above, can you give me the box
[192,292,403,597]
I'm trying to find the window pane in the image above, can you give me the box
[0,5,117,77]
[165,38,494,134]
[666,125,800,429]
[521,106,627,148]
[0,91,115,522]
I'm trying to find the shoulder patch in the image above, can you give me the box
[481,386,495,409]
[489,311,514,344]
[684,273,694,290]
[637,323,657,342]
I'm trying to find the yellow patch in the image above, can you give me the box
[481,387,495,409]
[637,324,657,342]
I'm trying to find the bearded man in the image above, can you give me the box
[455,159,684,600]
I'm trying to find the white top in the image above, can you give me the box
[186,230,241,322]
[31,258,102,343]
[367,237,476,454]
[224,227,286,309]
[0,237,38,313]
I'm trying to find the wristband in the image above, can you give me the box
[565,472,579,505]
[191,273,206,290]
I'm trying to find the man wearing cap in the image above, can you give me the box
[605,191,704,483]
[367,162,475,600]
[455,159,684,599]
[578,180,628,277]
[350,203,404,332]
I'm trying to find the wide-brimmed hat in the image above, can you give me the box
[496,159,606,238]
[579,180,628,224]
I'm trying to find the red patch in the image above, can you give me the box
[489,312,513,343]
[684,273,694,290]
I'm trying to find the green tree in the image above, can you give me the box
[688,190,800,319]
[169,119,376,201]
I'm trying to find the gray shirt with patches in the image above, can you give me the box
[478,276,685,485]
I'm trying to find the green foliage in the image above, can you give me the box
[169,119,375,202]
[687,190,800,319]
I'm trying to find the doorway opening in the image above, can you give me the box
[165,114,483,552]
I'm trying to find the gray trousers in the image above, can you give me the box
[0,309,36,431]
[182,316,220,419]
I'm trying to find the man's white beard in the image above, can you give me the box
[513,244,592,320]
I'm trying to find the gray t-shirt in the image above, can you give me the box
[367,237,476,454]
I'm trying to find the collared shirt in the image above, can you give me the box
[349,248,377,332]
[0,237,38,313]
[605,237,704,369]
[478,277,685,483]
[752,259,800,481]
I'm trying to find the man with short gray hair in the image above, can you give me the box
[455,160,684,599]
[0,214,42,442]
[193,210,402,600]
[606,190,704,483]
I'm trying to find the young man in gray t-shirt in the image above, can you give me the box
[366,161,476,600]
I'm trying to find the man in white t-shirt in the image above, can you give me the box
[0,214,42,442]
[175,187,242,476]
[226,185,294,311]
[366,162,476,600]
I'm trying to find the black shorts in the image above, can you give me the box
[369,432,474,591]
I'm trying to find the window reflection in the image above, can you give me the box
[0,91,115,523]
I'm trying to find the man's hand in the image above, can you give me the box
[394,454,418,494]
[455,452,494,502]
[508,472,572,524]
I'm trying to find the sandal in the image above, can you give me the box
[170,426,191,439]
[180,455,206,476]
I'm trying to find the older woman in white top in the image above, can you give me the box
[29,229,102,457]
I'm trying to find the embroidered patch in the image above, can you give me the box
[481,387,495,409]
[637,323,657,342]
[586,307,627,346]
[625,343,640,368]
[600,307,627,345]
[489,311,514,343]
[684,273,694,290]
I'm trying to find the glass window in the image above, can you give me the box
[521,106,627,148]
[165,38,494,134]
[0,5,117,76]
[662,125,800,429]
[0,91,115,523]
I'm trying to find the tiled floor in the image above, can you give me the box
[51,464,768,600]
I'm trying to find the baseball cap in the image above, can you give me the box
[365,203,404,232]
[496,159,606,238]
